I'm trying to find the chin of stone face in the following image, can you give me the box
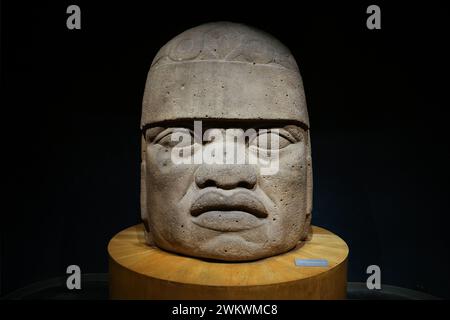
[140,22,313,261]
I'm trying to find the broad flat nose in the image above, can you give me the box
[195,165,257,190]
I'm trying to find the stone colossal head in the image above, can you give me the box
[140,22,312,261]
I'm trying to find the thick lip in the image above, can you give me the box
[192,210,265,232]
[190,191,268,219]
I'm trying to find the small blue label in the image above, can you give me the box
[295,259,329,267]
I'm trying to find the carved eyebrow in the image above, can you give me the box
[144,127,166,142]
[282,126,305,142]
[147,127,197,144]
[152,128,175,143]
[254,127,303,143]
[273,128,298,143]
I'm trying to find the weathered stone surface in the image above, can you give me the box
[140,22,312,261]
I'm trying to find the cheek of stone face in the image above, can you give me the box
[144,144,198,247]
[258,144,307,244]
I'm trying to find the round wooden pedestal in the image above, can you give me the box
[108,224,348,300]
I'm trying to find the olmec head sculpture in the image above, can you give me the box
[140,22,312,261]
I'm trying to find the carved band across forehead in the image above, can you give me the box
[151,22,299,71]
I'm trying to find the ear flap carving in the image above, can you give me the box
[301,130,313,241]
[306,130,313,217]
[140,135,155,246]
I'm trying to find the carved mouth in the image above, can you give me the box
[190,191,268,219]
[190,191,268,232]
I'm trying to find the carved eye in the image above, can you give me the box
[155,129,195,148]
[249,130,293,150]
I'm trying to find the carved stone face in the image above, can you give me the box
[140,22,312,261]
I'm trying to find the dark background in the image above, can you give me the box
[2,1,449,298]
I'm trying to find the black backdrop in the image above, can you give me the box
[2,1,450,298]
